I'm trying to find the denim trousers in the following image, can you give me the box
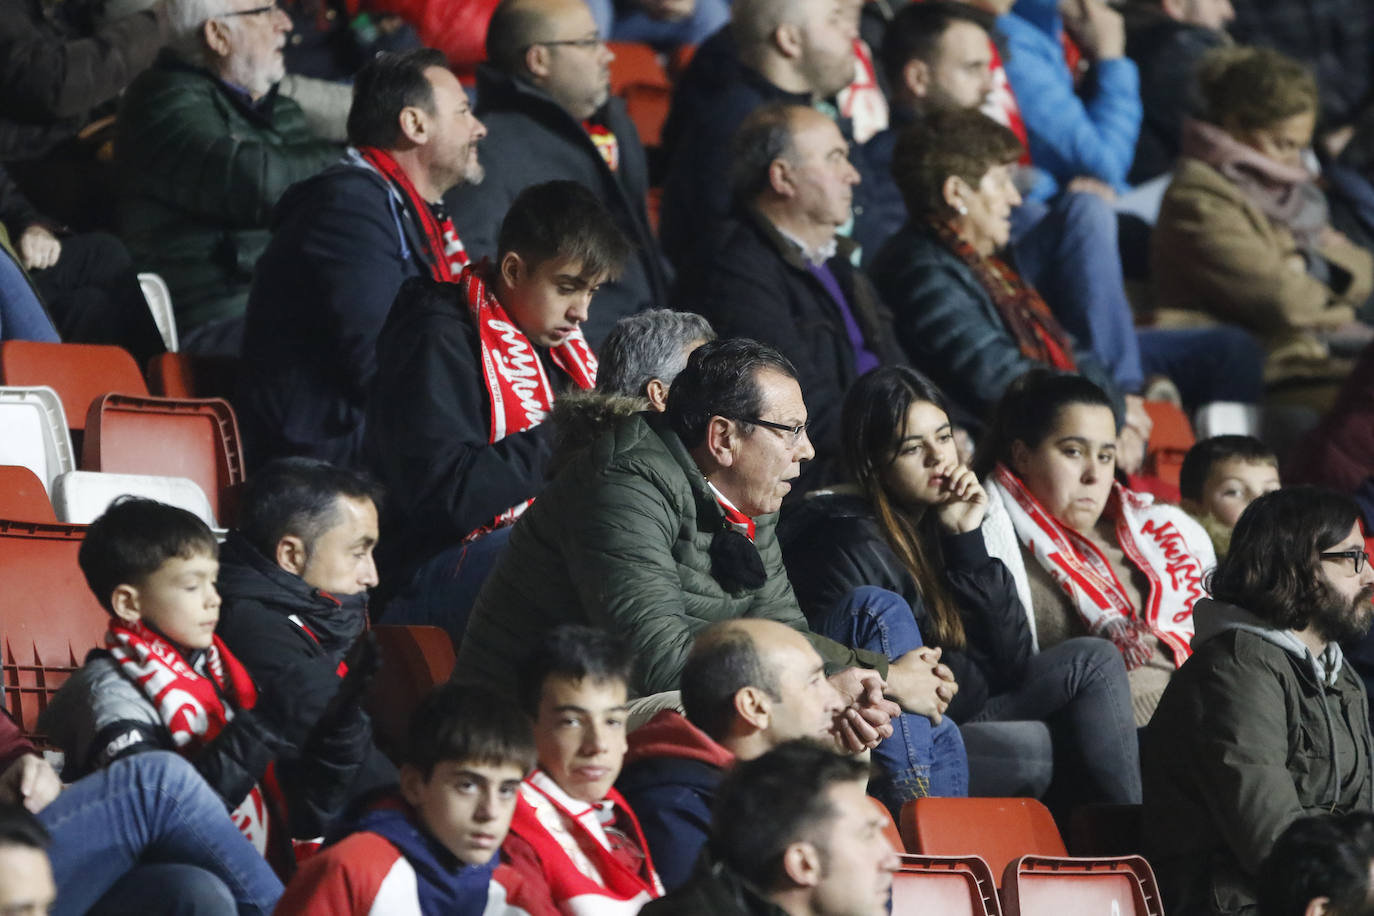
[41,751,283,916]
[0,247,59,342]
[380,524,514,648]
[812,586,969,815]
[584,0,730,45]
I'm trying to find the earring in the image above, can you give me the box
[956,203,969,215]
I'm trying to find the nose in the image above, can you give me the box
[472,786,497,823]
[844,159,861,185]
[471,114,488,140]
[1081,458,1098,484]
[208,583,223,610]
[600,41,614,65]
[359,554,380,589]
[581,721,609,756]
[1007,181,1023,207]
[795,428,816,463]
[1360,556,1374,587]
[273,7,291,30]
[568,291,593,324]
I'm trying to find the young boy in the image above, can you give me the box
[40,498,365,872]
[1179,435,1282,557]
[276,682,546,914]
[503,626,663,913]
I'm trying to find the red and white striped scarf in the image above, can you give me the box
[357,146,469,280]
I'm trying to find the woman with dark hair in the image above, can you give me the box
[781,366,1140,805]
[976,371,1215,725]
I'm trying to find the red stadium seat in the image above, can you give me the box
[999,855,1163,916]
[0,520,107,740]
[901,798,1067,888]
[892,855,1002,916]
[0,341,147,433]
[146,352,239,401]
[871,796,905,854]
[0,466,56,523]
[365,625,458,761]
[607,42,674,149]
[82,394,246,526]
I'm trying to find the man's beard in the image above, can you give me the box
[1310,580,1374,645]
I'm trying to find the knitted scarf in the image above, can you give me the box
[927,220,1077,370]
[105,620,280,855]
[357,146,469,280]
[457,263,597,537]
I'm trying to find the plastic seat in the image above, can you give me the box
[0,340,148,433]
[1066,804,1144,858]
[51,471,217,529]
[1142,399,1195,492]
[146,352,239,401]
[0,386,74,493]
[365,625,457,761]
[607,42,673,148]
[999,855,1163,916]
[892,855,1001,916]
[1193,401,1262,439]
[0,466,56,522]
[81,394,245,527]
[137,272,179,352]
[0,520,107,740]
[871,796,905,854]
[901,798,1067,888]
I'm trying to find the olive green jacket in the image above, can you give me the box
[457,412,886,696]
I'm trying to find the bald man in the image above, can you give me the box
[443,0,668,347]
[615,619,849,890]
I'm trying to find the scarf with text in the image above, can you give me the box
[106,619,280,854]
[357,146,469,280]
[459,263,597,536]
[928,219,1077,371]
[989,464,1213,668]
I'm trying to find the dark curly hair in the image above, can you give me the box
[890,108,1022,221]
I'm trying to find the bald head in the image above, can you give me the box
[485,0,610,118]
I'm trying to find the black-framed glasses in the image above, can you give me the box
[524,36,604,51]
[1320,548,1370,575]
[734,416,810,446]
[221,2,279,16]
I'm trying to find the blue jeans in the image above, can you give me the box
[0,248,59,342]
[812,586,969,814]
[41,751,283,916]
[586,0,730,45]
[1136,325,1265,408]
[380,525,514,648]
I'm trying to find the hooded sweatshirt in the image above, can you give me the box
[1142,597,1373,915]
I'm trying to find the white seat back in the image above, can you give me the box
[0,386,75,493]
[137,272,180,353]
[52,471,218,529]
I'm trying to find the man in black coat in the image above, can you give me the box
[214,457,396,834]
[443,0,667,347]
[237,48,486,469]
[676,103,902,493]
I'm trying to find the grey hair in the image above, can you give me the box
[730,103,805,204]
[167,0,239,66]
[597,310,717,398]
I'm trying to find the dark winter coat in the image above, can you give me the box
[677,210,904,494]
[867,222,1123,426]
[238,157,432,469]
[641,860,792,916]
[117,52,341,332]
[779,492,1032,722]
[364,273,573,590]
[444,65,667,348]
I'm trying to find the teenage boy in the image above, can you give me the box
[275,683,546,914]
[1179,435,1281,557]
[500,626,664,912]
[367,179,631,642]
[40,498,371,873]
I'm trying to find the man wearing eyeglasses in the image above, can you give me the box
[442,0,669,348]
[1143,486,1374,916]
[677,103,902,495]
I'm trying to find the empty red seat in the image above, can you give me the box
[0,520,107,740]
[82,394,246,526]
[0,466,56,523]
[0,341,148,433]
[365,625,457,760]
[892,855,1002,916]
[999,855,1163,916]
[901,798,1067,888]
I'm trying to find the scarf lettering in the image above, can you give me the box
[491,319,551,427]
[1140,519,1206,621]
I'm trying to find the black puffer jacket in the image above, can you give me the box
[215,532,396,834]
[778,491,1032,722]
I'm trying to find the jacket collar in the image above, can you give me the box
[1192,597,1346,686]
[157,49,280,126]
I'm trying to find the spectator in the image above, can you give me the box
[1151,46,1373,394]
[1000,0,1141,202]
[238,47,487,468]
[39,498,374,874]
[641,741,898,916]
[616,619,850,890]
[677,103,903,493]
[781,366,1140,807]
[1178,434,1280,558]
[215,458,397,829]
[976,371,1214,725]
[587,0,729,49]
[0,164,163,361]
[1260,813,1374,916]
[1143,487,1374,913]
[369,180,629,641]
[117,0,342,355]
[459,338,967,811]
[0,805,55,916]
[1123,0,1233,184]
[548,308,715,477]
[0,236,59,342]
[445,0,669,347]
[1290,344,1374,494]
[658,0,860,267]
[275,682,546,914]
[500,626,664,911]
[2,705,282,915]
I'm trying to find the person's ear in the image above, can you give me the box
[733,685,772,730]
[768,157,795,198]
[901,57,931,99]
[1009,439,1032,478]
[1303,897,1331,916]
[398,104,430,146]
[1159,0,1186,20]
[781,840,824,888]
[704,416,738,467]
[203,18,233,58]
[644,378,670,412]
[499,250,527,290]
[398,764,428,807]
[941,175,970,216]
[276,535,308,577]
[773,22,804,60]
[110,584,142,625]
[524,43,552,80]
